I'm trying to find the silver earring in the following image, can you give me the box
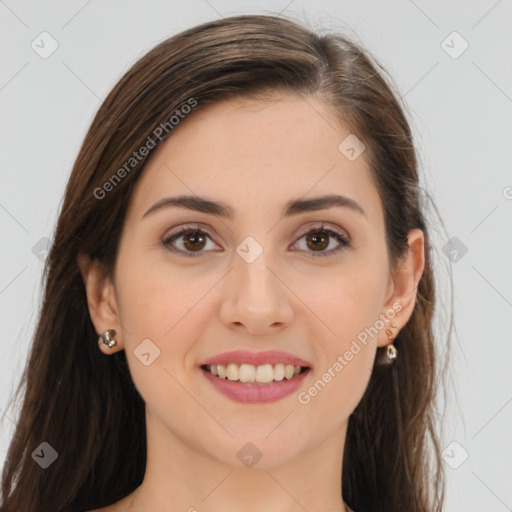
[99,329,117,348]
[383,323,398,364]
[385,343,398,362]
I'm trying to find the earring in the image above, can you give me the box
[383,322,398,364]
[99,329,117,348]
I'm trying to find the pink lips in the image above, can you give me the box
[199,350,313,404]
[199,349,312,368]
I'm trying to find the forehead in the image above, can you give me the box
[126,93,381,223]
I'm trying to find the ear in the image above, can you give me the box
[377,228,425,348]
[77,252,124,354]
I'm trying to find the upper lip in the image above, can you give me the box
[199,350,312,368]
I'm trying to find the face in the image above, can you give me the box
[84,92,423,471]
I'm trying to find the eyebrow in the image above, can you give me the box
[141,193,366,220]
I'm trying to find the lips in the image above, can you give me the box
[200,363,311,403]
[199,349,312,368]
[198,349,313,403]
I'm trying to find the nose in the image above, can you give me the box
[219,251,294,335]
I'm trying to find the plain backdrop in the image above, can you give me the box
[1,1,511,511]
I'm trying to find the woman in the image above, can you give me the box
[0,13,449,512]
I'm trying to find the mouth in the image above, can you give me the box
[200,363,311,386]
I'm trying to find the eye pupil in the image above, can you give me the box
[183,232,206,251]
[307,232,329,251]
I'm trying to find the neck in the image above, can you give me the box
[125,409,351,512]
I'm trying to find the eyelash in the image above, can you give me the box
[162,223,350,259]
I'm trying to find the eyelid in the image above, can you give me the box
[289,223,350,259]
[163,221,350,242]
[293,221,350,243]
[163,222,215,240]
[162,222,220,247]
[162,221,350,258]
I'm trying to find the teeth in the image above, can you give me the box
[255,364,273,383]
[226,363,239,381]
[240,363,256,382]
[205,363,304,384]
[274,363,285,381]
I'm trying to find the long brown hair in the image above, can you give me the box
[1,14,451,512]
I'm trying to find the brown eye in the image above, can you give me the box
[293,226,349,258]
[162,226,218,258]
[182,231,207,252]
[305,231,330,251]
[163,224,350,259]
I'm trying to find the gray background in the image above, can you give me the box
[1,1,511,510]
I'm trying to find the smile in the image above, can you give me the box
[200,364,311,403]
[201,363,308,384]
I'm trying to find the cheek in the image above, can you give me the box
[115,267,198,416]
[114,249,216,375]
[296,260,388,347]
[294,329,375,445]
[292,256,386,412]
[115,242,198,333]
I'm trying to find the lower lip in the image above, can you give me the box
[200,367,311,404]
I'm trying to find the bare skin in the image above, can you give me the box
[80,92,424,512]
